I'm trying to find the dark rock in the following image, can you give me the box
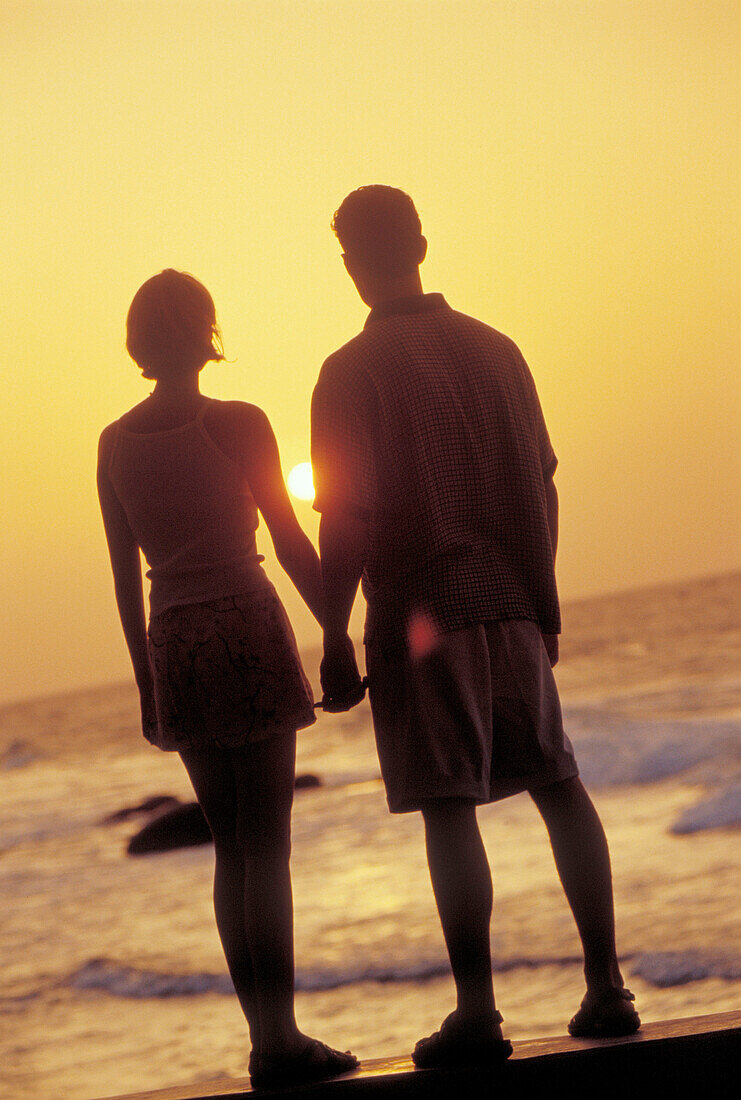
[1,740,39,769]
[125,772,324,855]
[295,773,322,790]
[102,795,180,825]
[127,802,212,855]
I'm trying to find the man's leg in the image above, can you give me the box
[530,776,640,1034]
[420,797,502,1034]
[530,776,625,994]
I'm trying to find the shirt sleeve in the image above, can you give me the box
[516,350,558,480]
[311,362,377,519]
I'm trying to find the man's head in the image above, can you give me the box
[332,186,427,304]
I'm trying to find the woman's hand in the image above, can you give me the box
[139,682,158,739]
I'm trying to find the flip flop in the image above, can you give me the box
[412,1011,513,1069]
[568,987,641,1038]
[249,1038,358,1090]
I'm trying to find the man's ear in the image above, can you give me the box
[417,236,428,265]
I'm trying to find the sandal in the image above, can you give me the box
[412,1011,513,1069]
[568,987,641,1038]
[249,1038,358,1090]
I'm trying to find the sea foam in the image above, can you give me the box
[67,946,741,1000]
[564,711,738,789]
[631,952,741,988]
[670,784,741,835]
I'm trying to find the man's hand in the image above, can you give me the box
[542,633,559,667]
[320,632,366,712]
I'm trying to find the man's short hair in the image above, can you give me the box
[332,185,423,276]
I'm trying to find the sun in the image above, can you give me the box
[287,462,315,502]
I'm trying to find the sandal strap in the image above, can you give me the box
[604,986,635,1004]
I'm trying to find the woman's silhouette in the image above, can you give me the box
[97,269,357,1089]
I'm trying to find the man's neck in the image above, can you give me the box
[362,270,424,309]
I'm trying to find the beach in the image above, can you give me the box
[1,572,739,1099]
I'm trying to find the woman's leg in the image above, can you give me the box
[181,731,357,1080]
[178,743,262,1049]
[229,729,304,1057]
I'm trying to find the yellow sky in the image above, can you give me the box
[2,1,739,704]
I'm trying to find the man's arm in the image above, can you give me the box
[543,474,559,667]
[545,475,559,562]
[318,509,368,710]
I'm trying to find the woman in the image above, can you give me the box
[97,269,357,1090]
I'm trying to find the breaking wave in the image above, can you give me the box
[670,784,741,835]
[65,947,741,1001]
[565,711,739,790]
[630,952,741,988]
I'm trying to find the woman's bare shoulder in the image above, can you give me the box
[97,418,120,457]
[109,398,163,434]
[203,400,275,461]
[206,399,270,426]
[205,399,272,435]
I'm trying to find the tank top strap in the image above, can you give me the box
[193,398,244,476]
[194,398,213,426]
[194,397,219,448]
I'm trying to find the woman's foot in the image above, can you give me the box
[249,1037,358,1090]
[412,1011,513,1069]
[568,987,641,1038]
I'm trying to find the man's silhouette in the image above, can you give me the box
[311,186,639,1067]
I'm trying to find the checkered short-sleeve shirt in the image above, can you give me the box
[311,294,561,641]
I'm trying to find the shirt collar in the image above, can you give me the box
[365,293,449,328]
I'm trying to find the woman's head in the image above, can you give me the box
[126,269,225,379]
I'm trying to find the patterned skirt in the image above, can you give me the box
[146,587,316,751]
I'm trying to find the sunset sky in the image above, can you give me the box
[2,1,739,704]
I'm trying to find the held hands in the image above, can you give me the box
[319,632,367,712]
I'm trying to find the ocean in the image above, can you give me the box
[1,573,739,1099]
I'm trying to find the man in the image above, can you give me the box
[311,185,639,1068]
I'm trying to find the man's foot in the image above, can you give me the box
[568,987,641,1038]
[249,1038,358,1090]
[412,1011,513,1069]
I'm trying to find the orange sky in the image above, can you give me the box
[2,1,739,704]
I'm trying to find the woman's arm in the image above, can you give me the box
[207,404,324,625]
[97,428,156,727]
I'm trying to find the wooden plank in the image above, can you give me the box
[100,1011,740,1099]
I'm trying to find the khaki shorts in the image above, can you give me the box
[366,619,578,813]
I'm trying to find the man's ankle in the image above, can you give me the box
[454,1004,503,1034]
